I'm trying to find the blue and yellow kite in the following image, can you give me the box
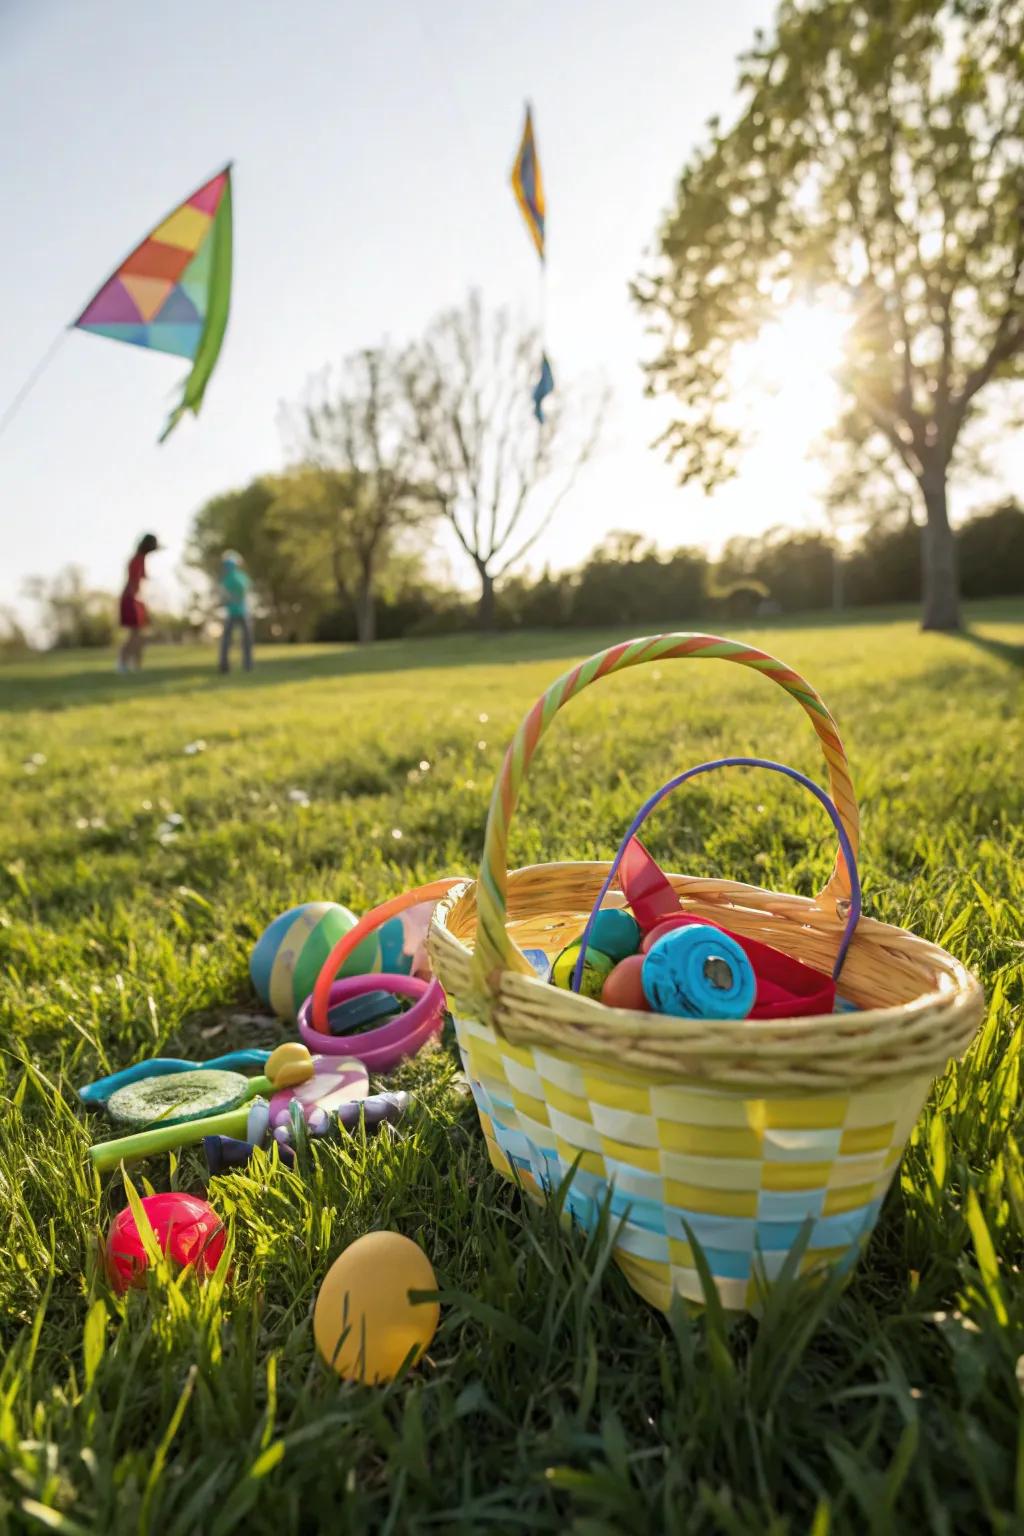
[511,105,545,261]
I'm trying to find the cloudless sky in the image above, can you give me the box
[0,0,1015,622]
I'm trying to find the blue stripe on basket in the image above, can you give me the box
[498,1126,539,1164]
[609,1193,668,1233]
[478,1081,517,1114]
[603,1220,672,1264]
[756,1200,883,1252]
[663,1210,756,1250]
[484,1114,885,1269]
[703,1248,754,1281]
[755,1189,828,1221]
[660,1200,883,1255]
[602,1160,667,1201]
[469,1081,493,1115]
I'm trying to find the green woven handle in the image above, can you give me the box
[471,633,859,991]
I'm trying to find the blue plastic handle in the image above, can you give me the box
[574,755,862,993]
[78,1049,271,1105]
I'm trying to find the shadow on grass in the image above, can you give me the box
[952,628,1024,670]
[0,632,604,714]
[2,600,1021,713]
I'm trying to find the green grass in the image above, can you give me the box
[0,603,1022,1535]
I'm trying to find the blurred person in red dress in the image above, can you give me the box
[117,533,160,673]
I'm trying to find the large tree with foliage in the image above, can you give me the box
[282,348,429,644]
[635,0,1024,630]
[400,292,603,629]
[189,477,321,639]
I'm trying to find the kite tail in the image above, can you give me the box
[159,402,187,443]
[158,172,233,446]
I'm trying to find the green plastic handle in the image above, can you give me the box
[89,1102,254,1173]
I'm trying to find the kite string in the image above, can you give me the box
[0,331,69,445]
[539,249,547,355]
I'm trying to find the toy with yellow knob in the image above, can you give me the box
[88,1046,369,1172]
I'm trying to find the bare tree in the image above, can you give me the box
[400,292,603,629]
[281,348,428,644]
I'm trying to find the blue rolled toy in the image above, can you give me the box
[641,924,756,1020]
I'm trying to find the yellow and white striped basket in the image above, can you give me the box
[428,634,984,1314]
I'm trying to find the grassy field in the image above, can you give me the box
[1,604,1022,1535]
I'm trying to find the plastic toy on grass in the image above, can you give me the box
[250,902,382,1022]
[325,991,403,1035]
[105,1191,225,1294]
[205,1134,296,1173]
[302,880,464,1070]
[89,1052,369,1172]
[79,1049,270,1112]
[314,1231,439,1383]
[377,899,436,979]
[203,1091,409,1175]
[298,974,443,1072]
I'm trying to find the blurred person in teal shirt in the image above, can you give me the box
[219,551,253,673]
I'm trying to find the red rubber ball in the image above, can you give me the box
[105,1192,226,1294]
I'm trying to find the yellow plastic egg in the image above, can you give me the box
[313,1231,439,1384]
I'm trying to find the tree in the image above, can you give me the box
[24,566,115,649]
[957,499,1024,596]
[635,0,1024,630]
[569,532,706,627]
[0,606,31,657]
[189,477,320,638]
[401,291,604,629]
[282,349,429,644]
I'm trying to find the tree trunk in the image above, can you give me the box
[832,542,844,613]
[477,568,496,631]
[355,580,376,645]
[919,472,961,631]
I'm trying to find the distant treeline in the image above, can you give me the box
[308,502,1024,644]
[13,500,1022,654]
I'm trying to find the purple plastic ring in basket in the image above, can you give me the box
[297,973,445,1072]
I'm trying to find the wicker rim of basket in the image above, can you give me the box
[429,863,985,1091]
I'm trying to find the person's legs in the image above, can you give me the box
[241,615,253,671]
[219,615,233,673]
[119,629,144,670]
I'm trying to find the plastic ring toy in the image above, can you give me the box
[297,973,445,1072]
[309,880,461,1031]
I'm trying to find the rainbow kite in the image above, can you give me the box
[74,166,233,441]
[511,106,545,261]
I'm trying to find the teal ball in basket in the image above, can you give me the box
[250,902,382,1022]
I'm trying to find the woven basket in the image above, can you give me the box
[428,633,984,1313]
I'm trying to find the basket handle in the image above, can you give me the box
[573,757,862,989]
[472,633,859,991]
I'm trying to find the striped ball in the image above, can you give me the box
[250,902,381,1022]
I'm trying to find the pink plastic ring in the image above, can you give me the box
[296,973,445,1072]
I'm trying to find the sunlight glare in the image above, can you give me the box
[734,301,850,448]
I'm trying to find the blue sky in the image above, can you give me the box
[1,0,1014,620]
